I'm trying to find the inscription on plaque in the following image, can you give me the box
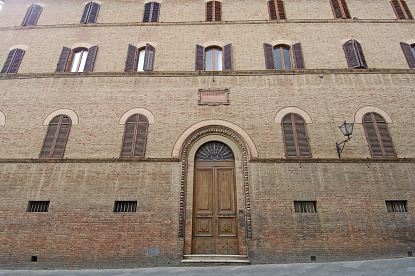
[198,89,230,106]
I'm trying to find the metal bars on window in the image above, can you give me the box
[294,201,317,213]
[386,201,408,213]
[113,201,137,213]
[27,201,50,212]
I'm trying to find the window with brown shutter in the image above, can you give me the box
[282,113,312,158]
[268,0,286,20]
[400,42,415,68]
[263,43,304,70]
[21,4,43,26]
[363,112,396,158]
[1,48,25,74]
[195,44,232,71]
[330,0,351,19]
[120,114,149,158]
[55,46,98,73]
[343,39,367,68]
[80,1,100,24]
[206,1,222,22]
[143,2,160,22]
[124,44,155,72]
[391,0,413,19]
[40,115,71,159]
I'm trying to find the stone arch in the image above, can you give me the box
[172,120,258,158]
[43,109,79,125]
[275,106,313,125]
[354,106,393,124]
[178,125,253,249]
[118,108,155,125]
[0,110,5,126]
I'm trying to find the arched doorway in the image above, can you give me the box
[192,141,239,254]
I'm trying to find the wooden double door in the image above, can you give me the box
[192,160,239,254]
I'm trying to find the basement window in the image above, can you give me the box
[386,201,408,213]
[294,201,317,213]
[113,201,137,213]
[27,201,50,212]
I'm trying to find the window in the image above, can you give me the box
[294,201,317,213]
[343,39,367,68]
[282,113,311,158]
[27,201,50,212]
[113,201,137,213]
[40,115,71,158]
[121,114,149,158]
[363,112,396,158]
[400,42,415,68]
[1,48,25,74]
[0,1,3,11]
[80,1,100,23]
[125,44,155,72]
[143,2,160,22]
[391,0,413,20]
[263,43,304,70]
[195,44,232,71]
[21,4,43,26]
[386,201,408,213]
[268,0,286,20]
[330,0,351,19]
[55,46,98,73]
[206,1,222,21]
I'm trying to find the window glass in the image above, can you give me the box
[274,45,291,70]
[282,47,292,69]
[70,48,88,72]
[273,47,283,70]
[137,49,145,71]
[205,47,222,71]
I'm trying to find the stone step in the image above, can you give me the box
[182,254,250,264]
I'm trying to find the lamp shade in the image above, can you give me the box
[339,122,354,137]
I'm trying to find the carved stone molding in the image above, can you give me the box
[178,125,252,239]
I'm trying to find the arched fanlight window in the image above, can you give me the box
[282,113,311,158]
[195,141,234,161]
[40,115,72,158]
[120,114,149,158]
[363,112,396,158]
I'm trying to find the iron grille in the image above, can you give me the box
[113,201,137,213]
[27,201,50,212]
[294,201,317,213]
[386,201,407,213]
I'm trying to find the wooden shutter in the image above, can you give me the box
[292,43,305,69]
[2,49,25,74]
[263,43,274,69]
[125,44,138,72]
[80,2,92,23]
[22,4,43,26]
[84,46,98,72]
[195,44,205,70]
[56,47,72,72]
[144,44,155,71]
[340,0,351,19]
[214,1,222,21]
[343,40,367,68]
[363,113,396,158]
[223,44,232,70]
[400,42,415,69]
[391,0,413,19]
[87,2,100,23]
[143,2,152,22]
[40,115,71,159]
[206,1,214,21]
[151,2,160,22]
[277,0,286,19]
[268,0,278,20]
[282,113,311,158]
[330,0,350,19]
[120,114,149,158]
[268,0,286,20]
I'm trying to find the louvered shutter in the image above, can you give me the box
[277,0,286,19]
[263,43,274,69]
[268,0,277,20]
[87,2,100,23]
[84,46,98,72]
[223,44,233,70]
[214,1,222,21]
[391,0,413,19]
[24,4,43,26]
[2,49,25,74]
[195,44,205,70]
[400,42,415,69]
[330,0,343,18]
[120,114,148,158]
[56,47,72,72]
[343,40,363,68]
[40,123,58,158]
[206,1,213,21]
[121,116,137,157]
[80,2,92,23]
[282,114,298,157]
[21,5,33,26]
[294,115,311,157]
[40,115,71,159]
[1,49,17,73]
[143,2,152,22]
[144,44,155,71]
[354,40,367,68]
[282,114,311,158]
[125,44,138,72]
[134,115,149,157]
[292,43,305,69]
[363,113,396,158]
[401,0,414,19]
[340,0,351,19]
[151,2,160,22]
